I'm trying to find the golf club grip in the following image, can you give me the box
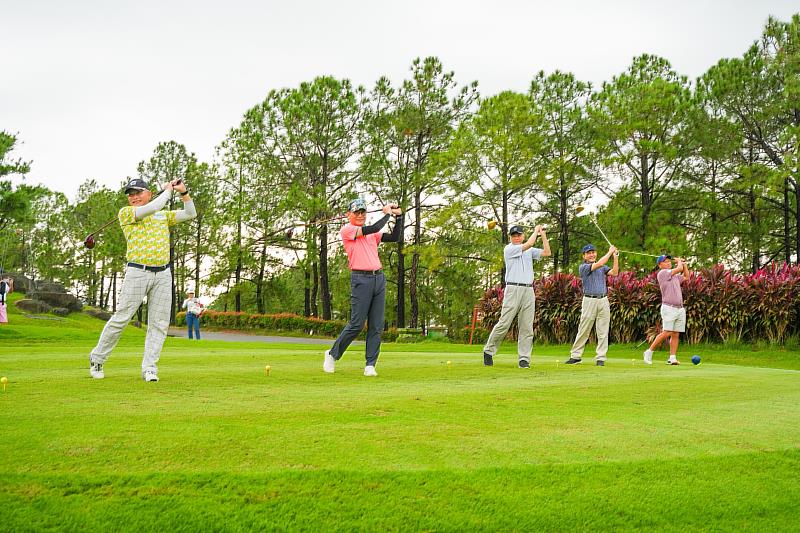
[159,179,182,192]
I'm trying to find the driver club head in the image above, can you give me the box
[84,234,96,249]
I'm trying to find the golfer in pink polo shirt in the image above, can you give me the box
[323,198,403,376]
[643,254,691,365]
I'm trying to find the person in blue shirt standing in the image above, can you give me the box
[482,224,551,368]
[564,243,619,366]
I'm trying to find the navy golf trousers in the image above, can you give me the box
[330,271,386,366]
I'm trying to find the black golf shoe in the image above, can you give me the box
[483,352,493,366]
[518,360,530,368]
[596,360,605,367]
[564,358,582,364]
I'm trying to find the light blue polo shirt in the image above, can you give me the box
[504,244,543,284]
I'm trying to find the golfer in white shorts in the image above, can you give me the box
[643,254,690,365]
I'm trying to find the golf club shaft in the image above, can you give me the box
[589,215,612,247]
[85,180,185,241]
[619,249,660,258]
[299,208,384,228]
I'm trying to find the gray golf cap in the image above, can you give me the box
[348,198,367,212]
[508,225,524,235]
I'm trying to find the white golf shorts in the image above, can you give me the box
[661,304,686,333]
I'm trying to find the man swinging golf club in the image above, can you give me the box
[323,198,403,377]
[643,254,690,365]
[89,177,196,382]
[482,224,551,368]
[564,243,619,366]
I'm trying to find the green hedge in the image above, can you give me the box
[176,311,399,342]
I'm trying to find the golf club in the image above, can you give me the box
[83,179,184,249]
[281,207,392,242]
[575,206,664,258]
[486,220,547,233]
[574,204,611,247]
[619,249,661,258]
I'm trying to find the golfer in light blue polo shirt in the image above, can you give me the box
[482,224,551,368]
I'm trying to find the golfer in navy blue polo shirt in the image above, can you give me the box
[564,243,619,366]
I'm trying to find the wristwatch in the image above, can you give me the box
[179,190,190,197]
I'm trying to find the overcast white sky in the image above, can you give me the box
[2,0,797,200]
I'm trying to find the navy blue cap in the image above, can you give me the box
[508,224,524,235]
[656,254,673,266]
[124,178,150,194]
[581,244,596,253]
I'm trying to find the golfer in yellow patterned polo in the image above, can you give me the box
[89,177,196,382]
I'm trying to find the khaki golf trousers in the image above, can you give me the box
[90,266,172,375]
[483,285,535,362]
[569,296,611,361]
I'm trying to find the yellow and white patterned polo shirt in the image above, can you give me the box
[119,206,178,266]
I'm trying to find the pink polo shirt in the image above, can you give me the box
[340,223,382,271]
[657,268,684,307]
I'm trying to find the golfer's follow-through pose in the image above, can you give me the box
[564,243,619,366]
[643,254,690,365]
[89,178,196,382]
[482,224,551,368]
[324,198,403,376]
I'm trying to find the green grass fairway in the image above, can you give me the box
[1,297,799,531]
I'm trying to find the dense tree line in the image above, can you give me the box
[1,15,798,333]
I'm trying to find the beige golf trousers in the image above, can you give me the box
[569,296,611,361]
[483,285,536,362]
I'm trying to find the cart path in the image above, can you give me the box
[168,327,362,345]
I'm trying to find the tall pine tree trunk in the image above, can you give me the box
[311,262,319,318]
[559,177,569,271]
[256,239,267,314]
[319,223,332,320]
[410,188,422,328]
[195,220,202,293]
[639,152,651,248]
[396,237,406,328]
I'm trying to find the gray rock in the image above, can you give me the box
[52,307,71,317]
[37,282,67,293]
[84,307,112,321]
[15,299,52,314]
[32,292,83,312]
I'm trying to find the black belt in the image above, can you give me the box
[506,282,532,287]
[352,269,382,275]
[127,262,170,273]
[584,294,607,299]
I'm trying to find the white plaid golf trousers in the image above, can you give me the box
[90,266,172,374]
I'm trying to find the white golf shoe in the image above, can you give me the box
[643,349,653,365]
[143,370,159,382]
[323,350,336,373]
[89,360,104,379]
[364,365,378,377]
